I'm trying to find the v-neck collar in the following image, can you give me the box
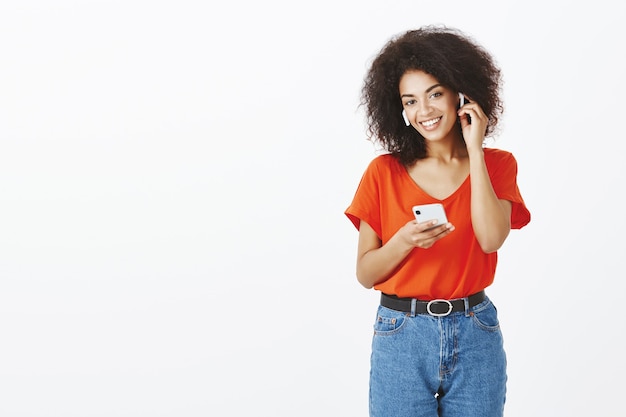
[400,165,470,203]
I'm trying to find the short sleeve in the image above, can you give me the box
[488,150,531,229]
[345,158,383,237]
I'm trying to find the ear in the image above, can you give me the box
[402,110,410,126]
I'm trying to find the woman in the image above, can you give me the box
[345,26,531,416]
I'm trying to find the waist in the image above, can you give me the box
[380,291,486,317]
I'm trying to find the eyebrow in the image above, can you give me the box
[400,83,443,98]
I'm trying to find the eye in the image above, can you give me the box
[404,99,417,106]
[429,91,443,99]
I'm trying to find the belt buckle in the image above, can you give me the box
[427,299,453,317]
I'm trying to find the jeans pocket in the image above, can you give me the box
[470,300,500,332]
[373,306,407,336]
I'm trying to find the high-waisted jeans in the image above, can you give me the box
[369,296,506,417]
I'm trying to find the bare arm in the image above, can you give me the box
[355,219,455,289]
[459,101,512,253]
[468,148,512,252]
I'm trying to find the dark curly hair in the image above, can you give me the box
[360,25,503,165]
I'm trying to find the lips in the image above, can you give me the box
[420,117,441,128]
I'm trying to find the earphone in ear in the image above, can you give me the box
[402,109,410,126]
[458,92,472,124]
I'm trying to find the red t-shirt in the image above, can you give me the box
[345,148,531,299]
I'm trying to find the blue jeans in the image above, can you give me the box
[369,296,506,417]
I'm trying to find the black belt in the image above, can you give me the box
[380,291,486,316]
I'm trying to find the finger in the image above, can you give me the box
[418,222,455,240]
[458,113,470,129]
[415,219,439,231]
[461,104,489,123]
[415,225,454,248]
[431,222,454,234]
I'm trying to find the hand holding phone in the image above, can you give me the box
[413,203,448,230]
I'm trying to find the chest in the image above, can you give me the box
[406,160,470,201]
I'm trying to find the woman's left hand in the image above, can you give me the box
[458,99,489,151]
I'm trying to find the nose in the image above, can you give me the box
[416,100,433,116]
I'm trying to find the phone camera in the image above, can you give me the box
[414,210,421,215]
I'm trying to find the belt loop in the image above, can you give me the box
[463,296,470,316]
[410,299,417,317]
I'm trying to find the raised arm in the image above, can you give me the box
[459,101,512,253]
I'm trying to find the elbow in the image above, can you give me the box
[480,244,500,254]
[356,268,375,289]
[356,260,384,289]
[475,221,511,253]
[358,279,374,290]
[477,232,510,253]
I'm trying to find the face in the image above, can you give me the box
[399,70,461,142]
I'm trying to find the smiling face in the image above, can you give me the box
[399,70,461,143]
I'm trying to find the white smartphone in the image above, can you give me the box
[413,203,448,230]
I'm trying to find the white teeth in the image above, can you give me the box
[422,117,441,127]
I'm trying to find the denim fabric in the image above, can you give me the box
[369,296,506,417]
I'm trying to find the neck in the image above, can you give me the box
[425,137,467,162]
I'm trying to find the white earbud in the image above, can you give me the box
[402,109,410,126]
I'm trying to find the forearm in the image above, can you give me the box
[468,148,511,252]
[356,234,413,289]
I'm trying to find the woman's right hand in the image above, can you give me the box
[396,219,455,249]
[355,219,454,288]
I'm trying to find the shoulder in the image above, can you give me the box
[484,147,514,160]
[362,154,403,183]
[483,147,517,168]
[369,152,399,165]
[367,152,402,170]
[483,147,521,180]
